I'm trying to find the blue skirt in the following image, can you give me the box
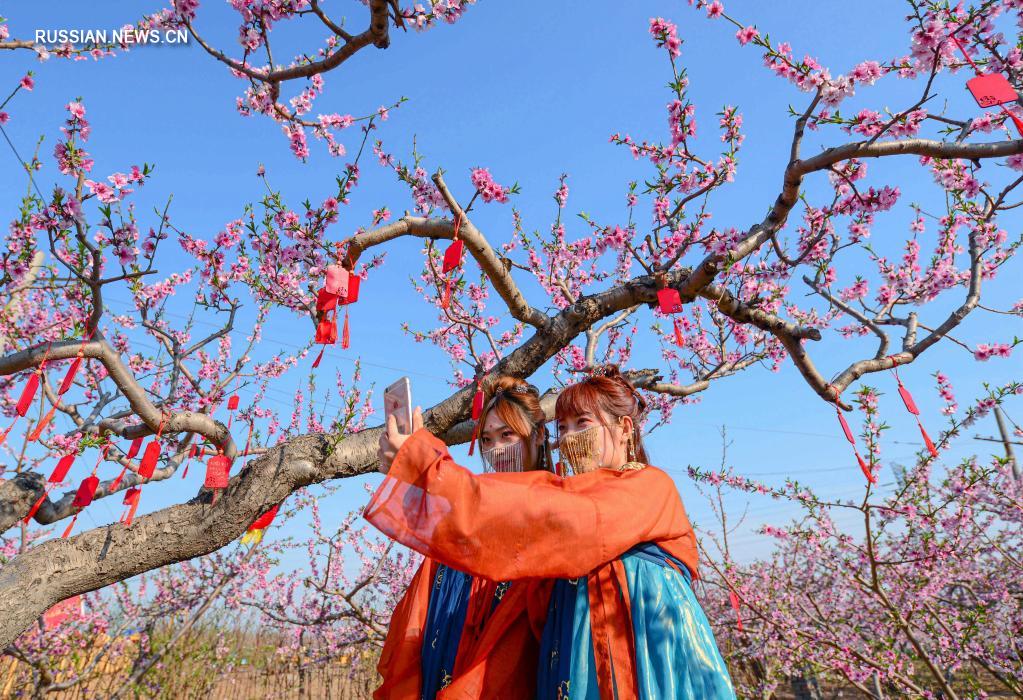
[420,564,512,699]
[537,543,736,699]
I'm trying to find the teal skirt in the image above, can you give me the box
[537,543,736,699]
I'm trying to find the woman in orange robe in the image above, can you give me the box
[373,377,553,699]
[368,367,735,699]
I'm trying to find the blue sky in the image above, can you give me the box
[2,1,1020,563]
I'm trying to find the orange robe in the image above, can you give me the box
[367,429,701,699]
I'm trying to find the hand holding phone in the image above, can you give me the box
[384,377,413,435]
[378,405,424,474]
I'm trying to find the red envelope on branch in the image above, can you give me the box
[656,288,683,315]
[138,440,162,479]
[442,239,465,274]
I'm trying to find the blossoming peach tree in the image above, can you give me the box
[0,3,1021,682]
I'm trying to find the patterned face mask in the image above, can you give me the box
[558,425,605,475]
[481,440,526,473]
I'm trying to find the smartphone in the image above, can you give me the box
[384,377,413,435]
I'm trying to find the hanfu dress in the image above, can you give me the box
[366,429,735,700]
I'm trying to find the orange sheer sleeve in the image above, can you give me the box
[364,429,698,581]
[374,557,434,699]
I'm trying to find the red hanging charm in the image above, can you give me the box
[120,487,141,525]
[442,239,465,274]
[204,454,232,489]
[16,372,40,417]
[729,590,744,632]
[227,395,240,411]
[58,357,83,395]
[966,72,1018,108]
[315,316,338,344]
[49,454,76,483]
[138,440,162,479]
[71,475,99,508]
[126,437,144,460]
[344,274,361,304]
[316,287,339,313]
[857,452,877,484]
[471,384,485,421]
[24,492,47,523]
[656,287,683,315]
[27,404,58,442]
[324,264,349,296]
[341,308,351,350]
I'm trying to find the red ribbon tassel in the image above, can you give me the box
[893,372,940,459]
[341,308,350,350]
[836,408,875,484]
[58,357,83,395]
[24,492,47,523]
[673,317,685,348]
[27,404,58,442]
[109,465,129,492]
[729,590,744,632]
[61,513,79,539]
[0,422,14,447]
[16,372,40,417]
[471,384,485,421]
[441,277,454,310]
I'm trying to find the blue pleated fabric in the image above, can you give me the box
[537,543,736,699]
[420,564,472,699]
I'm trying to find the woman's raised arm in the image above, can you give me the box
[365,429,698,581]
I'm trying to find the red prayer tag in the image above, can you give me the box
[324,264,349,296]
[227,395,240,410]
[58,357,82,395]
[471,386,485,421]
[138,440,162,479]
[49,454,76,483]
[343,274,361,304]
[442,239,464,274]
[16,373,40,417]
[126,437,144,460]
[966,73,1018,107]
[656,288,683,315]
[316,287,339,312]
[71,475,99,508]
[315,317,338,345]
[122,487,141,506]
[204,454,232,489]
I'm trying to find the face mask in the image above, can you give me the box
[481,440,526,473]
[559,425,605,475]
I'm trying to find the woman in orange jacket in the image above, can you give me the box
[373,376,553,699]
[368,366,735,699]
